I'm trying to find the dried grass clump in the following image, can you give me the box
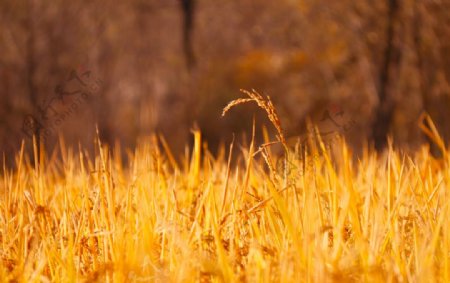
[0,94,449,282]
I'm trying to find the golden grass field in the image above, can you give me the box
[1,91,450,282]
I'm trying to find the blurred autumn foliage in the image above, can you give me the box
[1,0,449,160]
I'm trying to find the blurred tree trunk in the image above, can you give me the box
[180,0,196,69]
[179,0,197,152]
[25,0,42,162]
[372,0,399,150]
[95,27,114,148]
[413,0,436,155]
[414,0,449,157]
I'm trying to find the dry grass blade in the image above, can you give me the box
[419,112,447,158]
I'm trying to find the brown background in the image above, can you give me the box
[1,0,449,162]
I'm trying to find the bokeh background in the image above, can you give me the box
[1,0,449,162]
